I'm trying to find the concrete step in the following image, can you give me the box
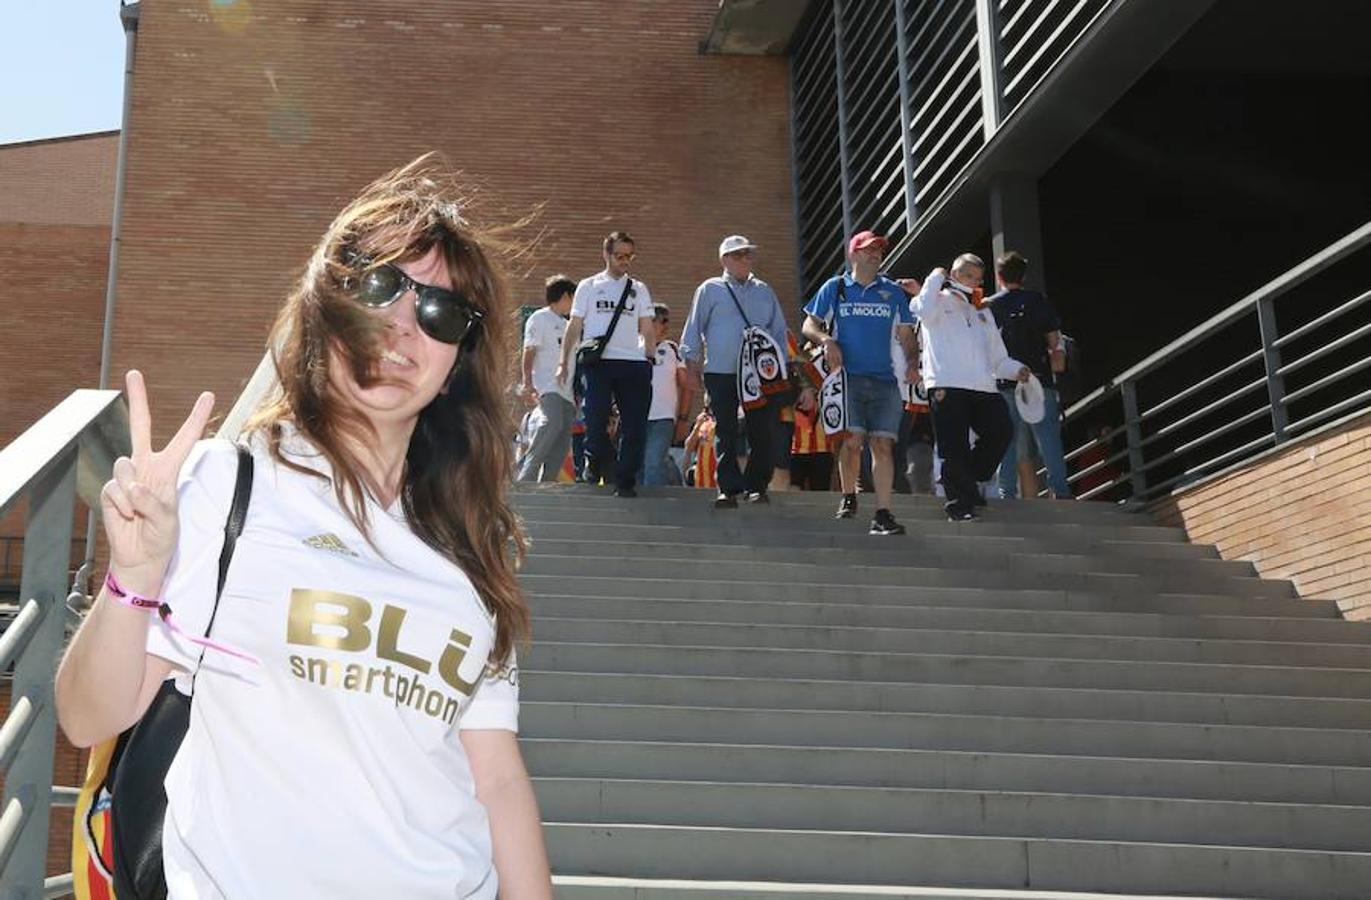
[533,777,1371,851]
[522,702,1371,767]
[522,555,1290,599]
[552,877,1239,900]
[512,486,1145,525]
[523,520,1192,553]
[523,739,1371,805]
[524,537,1247,577]
[519,575,1330,618]
[531,616,1371,669]
[517,513,1188,545]
[521,670,1371,730]
[525,641,1371,699]
[527,594,1371,643]
[518,554,1288,598]
[542,823,1371,899]
[513,486,1367,898]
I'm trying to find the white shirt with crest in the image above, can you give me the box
[649,340,684,421]
[146,428,517,899]
[570,270,654,362]
[523,306,573,401]
[910,271,1025,393]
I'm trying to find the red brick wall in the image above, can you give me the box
[0,132,118,227]
[0,132,117,446]
[1151,412,1371,618]
[111,0,797,441]
[0,136,116,551]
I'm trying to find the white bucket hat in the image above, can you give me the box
[1016,373,1046,424]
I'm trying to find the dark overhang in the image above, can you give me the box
[700,0,813,56]
[887,0,1216,272]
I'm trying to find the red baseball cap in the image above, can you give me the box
[848,230,888,256]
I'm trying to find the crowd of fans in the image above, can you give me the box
[515,228,1082,528]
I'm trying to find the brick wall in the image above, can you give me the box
[0,132,111,883]
[0,132,118,227]
[0,136,116,552]
[1151,411,1371,619]
[0,132,117,447]
[110,0,797,441]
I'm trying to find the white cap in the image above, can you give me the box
[719,234,757,258]
[1016,374,1046,424]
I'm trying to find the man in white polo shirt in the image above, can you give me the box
[517,274,578,482]
[556,231,656,497]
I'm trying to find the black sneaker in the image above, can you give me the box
[947,507,980,522]
[745,491,770,504]
[835,494,858,520]
[972,488,988,508]
[613,486,638,498]
[869,509,906,536]
[714,491,738,509]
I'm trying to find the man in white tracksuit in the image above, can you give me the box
[911,253,1030,521]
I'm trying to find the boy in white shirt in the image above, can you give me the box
[641,303,690,485]
[517,275,578,481]
[911,252,1029,521]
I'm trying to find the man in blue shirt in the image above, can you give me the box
[801,230,920,535]
[987,251,1072,500]
[680,234,789,507]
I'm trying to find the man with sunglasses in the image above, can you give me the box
[556,231,656,497]
[517,274,578,482]
[680,235,788,508]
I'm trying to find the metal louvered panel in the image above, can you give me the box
[791,3,846,297]
[998,0,1112,112]
[788,0,1122,297]
[901,0,985,209]
[839,0,906,250]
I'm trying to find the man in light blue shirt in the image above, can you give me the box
[801,230,920,535]
[680,235,788,507]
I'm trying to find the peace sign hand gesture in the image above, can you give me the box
[100,370,215,598]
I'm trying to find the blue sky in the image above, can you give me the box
[0,1,127,145]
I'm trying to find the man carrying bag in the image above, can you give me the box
[557,231,656,497]
[680,234,789,508]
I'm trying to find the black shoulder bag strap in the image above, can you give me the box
[190,443,255,690]
[111,442,254,900]
[722,280,753,328]
[600,277,635,343]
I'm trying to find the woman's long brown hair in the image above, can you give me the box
[247,153,529,664]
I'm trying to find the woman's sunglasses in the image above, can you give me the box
[346,256,484,345]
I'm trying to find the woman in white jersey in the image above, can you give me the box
[54,156,553,898]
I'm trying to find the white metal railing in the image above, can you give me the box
[0,390,129,898]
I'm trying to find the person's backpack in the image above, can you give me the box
[72,444,254,900]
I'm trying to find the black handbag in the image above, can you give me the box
[107,443,254,900]
[574,277,634,368]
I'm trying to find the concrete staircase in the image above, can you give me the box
[512,484,1371,899]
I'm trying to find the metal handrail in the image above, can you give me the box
[1059,221,1371,503]
[0,389,129,898]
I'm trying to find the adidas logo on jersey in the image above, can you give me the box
[302,533,359,558]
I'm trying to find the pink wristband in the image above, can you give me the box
[103,569,260,666]
[104,569,161,610]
